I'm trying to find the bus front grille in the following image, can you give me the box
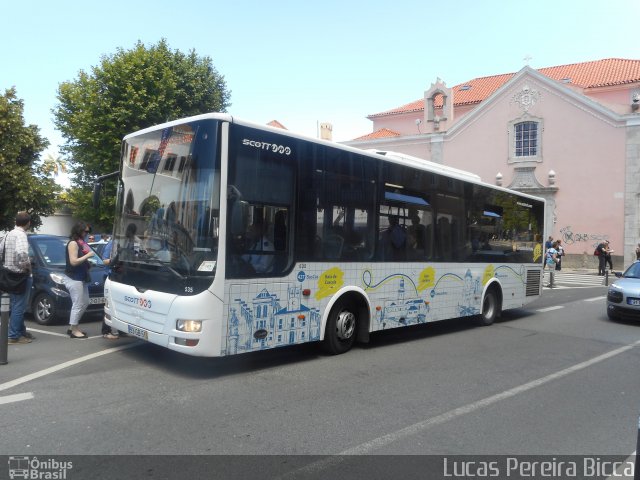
[525,270,541,296]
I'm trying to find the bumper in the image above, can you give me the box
[607,303,640,321]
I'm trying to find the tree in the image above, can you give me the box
[42,153,67,177]
[53,39,231,229]
[0,87,59,232]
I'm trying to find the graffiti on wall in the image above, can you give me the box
[560,226,609,248]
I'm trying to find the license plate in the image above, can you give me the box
[128,325,148,340]
[90,297,106,305]
[627,298,640,306]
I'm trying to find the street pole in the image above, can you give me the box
[0,292,9,365]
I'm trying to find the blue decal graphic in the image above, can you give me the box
[297,271,306,282]
[365,274,430,330]
[228,285,320,354]
[458,269,480,317]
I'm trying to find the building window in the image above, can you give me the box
[163,154,177,172]
[515,121,537,157]
[508,117,543,163]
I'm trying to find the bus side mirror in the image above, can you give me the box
[230,201,249,236]
[92,171,119,209]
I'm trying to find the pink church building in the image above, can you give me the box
[345,58,640,269]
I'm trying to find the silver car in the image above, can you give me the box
[607,261,640,321]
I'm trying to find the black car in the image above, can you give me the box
[28,234,107,325]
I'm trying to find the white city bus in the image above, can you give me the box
[102,113,545,357]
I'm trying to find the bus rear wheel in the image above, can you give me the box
[323,302,357,355]
[478,288,500,326]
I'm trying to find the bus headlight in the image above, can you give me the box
[176,319,202,333]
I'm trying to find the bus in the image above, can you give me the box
[100,113,545,357]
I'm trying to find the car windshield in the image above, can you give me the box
[622,262,640,279]
[30,236,105,267]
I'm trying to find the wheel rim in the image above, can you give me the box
[36,297,51,322]
[335,310,355,340]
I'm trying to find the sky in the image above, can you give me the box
[2,0,639,186]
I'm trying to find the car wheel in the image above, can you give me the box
[32,292,58,325]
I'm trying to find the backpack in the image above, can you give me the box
[593,248,600,256]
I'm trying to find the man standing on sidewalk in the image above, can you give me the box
[0,211,34,344]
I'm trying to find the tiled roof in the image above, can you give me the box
[352,128,401,141]
[368,58,640,118]
[267,120,287,129]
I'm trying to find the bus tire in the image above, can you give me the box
[478,287,500,326]
[323,301,357,355]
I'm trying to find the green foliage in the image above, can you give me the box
[53,39,231,229]
[0,87,58,232]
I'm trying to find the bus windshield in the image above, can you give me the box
[110,119,221,295]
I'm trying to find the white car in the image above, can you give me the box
[607,261,640,321]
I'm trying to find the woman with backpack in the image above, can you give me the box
[545,240,560,288]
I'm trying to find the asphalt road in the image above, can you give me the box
[1,282,638,479]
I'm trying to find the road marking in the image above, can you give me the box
[278,339,640,478]
[0,342,140,393]
[27,328,104,339]
[537,306,564,312]
[341,339,640,454]
[0,392,34,405]
[26,328,68,338]
[585,296,606,302]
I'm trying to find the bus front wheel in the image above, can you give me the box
[478,288,500,326]
[323,302,357,355]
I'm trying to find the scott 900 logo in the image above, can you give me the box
[242,139,292,156]
[124,295,152,309]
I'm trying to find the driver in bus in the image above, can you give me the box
[242,221,274,273]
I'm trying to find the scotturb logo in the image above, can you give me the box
[8,456,73,479]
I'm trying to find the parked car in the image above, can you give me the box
[27,234,107,325]
[607,260,640,321]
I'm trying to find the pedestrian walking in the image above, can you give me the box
[636,242,640,261]
[99,238,119,340]
[545,240,560,287]
[595,241,607,276]
[604,240,614,272]
[555,240,564,271]
[0,211,34,344]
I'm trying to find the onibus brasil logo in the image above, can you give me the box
[8,456,73,479]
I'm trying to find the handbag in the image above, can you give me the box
[0,265,28,294]
[0,237,29,294]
